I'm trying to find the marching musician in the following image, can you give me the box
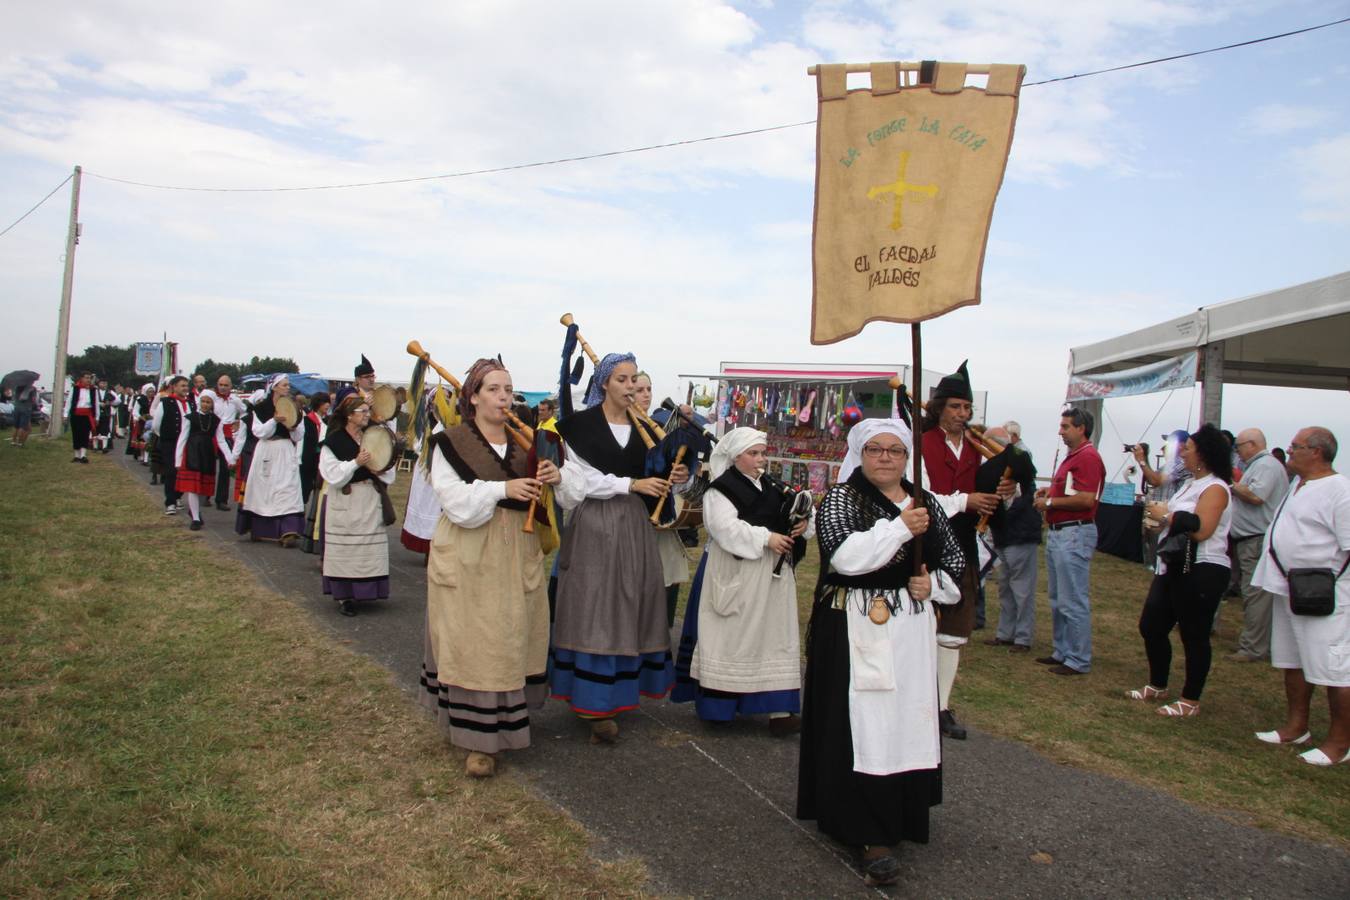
[672,426,812,734]
[918,361,1010,741]
[235,374,306,546]
[420,358,558,777]
[64,372,99,464]
[551,352,687,744]
[796,418,966,886]
[634,372,697,627]
[319,394,395,617]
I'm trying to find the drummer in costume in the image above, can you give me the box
[551,352,688,744]
[672,427,812,733]
[420,358,559,777]
[64,372,99,464]
[320,394,395,616]
[235,374,306,546]
[919,361,1009,741]
[797,418,966,886]
[150,376,192,515]
[176,392,234,530]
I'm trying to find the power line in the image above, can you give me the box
[21,14,1350,197]
[0,173,73,238]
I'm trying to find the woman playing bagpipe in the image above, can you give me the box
[319,394,396,617]
[796,418,967,886]
[235,374,306,546]
[550,352,689,744]
[671,426,813,734]
[419,358,560,778]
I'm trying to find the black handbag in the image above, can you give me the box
[1158,511,1200,574]
[1266,495,1348,617]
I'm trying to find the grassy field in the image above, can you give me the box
[0,439,646,897]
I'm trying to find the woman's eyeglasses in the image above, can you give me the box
[863,445,907,459]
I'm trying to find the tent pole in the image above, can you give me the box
[1201,342,1224,427]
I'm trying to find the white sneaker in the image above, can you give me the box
[164,505,177,516]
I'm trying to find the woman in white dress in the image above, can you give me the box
[237,374,305,545]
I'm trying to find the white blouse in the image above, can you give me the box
[704,474,816,559]
[831,495,960,604]
[429,441,510,529]
[318,444,396,490]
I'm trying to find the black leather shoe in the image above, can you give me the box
[860,848,900,886]
[939,709,967,740]
[189,520,203,531]
[1034,655,1060,665]
[216,501,230,511]
[339,599,357,617]
[1048,664,1087,676]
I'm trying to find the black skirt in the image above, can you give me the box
[796,599,942,848]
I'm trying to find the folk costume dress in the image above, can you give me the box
[319,429,394,604]
[127,390,152,459]
[175,406,230,498]
[401,426,443,555]
[797,421,966,849]
[236,395,305,542]
[151,394,190,508]
[673,427,813,721]
[300,412,328,555]
[419,422,551,753]
[550,403,675,717]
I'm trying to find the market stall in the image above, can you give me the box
[679,362,988,498]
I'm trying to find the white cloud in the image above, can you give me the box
[1245,103,1336,135]
[1292,131,1350,223]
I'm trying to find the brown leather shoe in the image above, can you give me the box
[984,637,1015,647]
[1034,656,1060,665]
[465,751,496,778]
[1009,644,1031,654]
[589,718,619,744]
[1048,664,1087,676]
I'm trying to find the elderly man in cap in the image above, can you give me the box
[919,361,1011,739]
[1228,428,1290,662]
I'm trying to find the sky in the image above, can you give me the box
[2,0,1348,474]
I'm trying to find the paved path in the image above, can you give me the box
[121,454,1349,898]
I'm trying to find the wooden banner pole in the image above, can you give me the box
[910,322,924,574]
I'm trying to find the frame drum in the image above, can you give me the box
[655,472,708,530]
[369,384,399,424]
[272,396,299,429]
[360,425,395,472]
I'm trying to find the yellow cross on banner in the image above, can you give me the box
[866,151,938,231]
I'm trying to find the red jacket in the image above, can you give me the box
[921,427,979,495]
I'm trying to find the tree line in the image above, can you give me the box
[64,344,299,387]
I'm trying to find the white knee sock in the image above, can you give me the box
[76,448,86,459]
[186,493,201,520]
[937,645,960,711]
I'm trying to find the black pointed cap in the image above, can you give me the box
[354,354,374,377]
[932,360,972,402]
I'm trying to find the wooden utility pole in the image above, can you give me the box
[48,165,82,438]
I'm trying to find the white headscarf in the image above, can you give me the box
[266,373,289,392]
[838,417,913,483]
[709,427,768,479]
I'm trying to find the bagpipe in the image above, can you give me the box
[557,312,714,529]
[759,470,813,576]
[406,340,548,534]
[887,374,1030,534]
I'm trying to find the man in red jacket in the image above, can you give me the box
[920,361,1008,739]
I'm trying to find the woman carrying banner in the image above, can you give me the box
[797,418,966,886]
[419,359,558,777]
[551,353,687,743]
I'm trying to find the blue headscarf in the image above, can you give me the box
[583,352,636,407]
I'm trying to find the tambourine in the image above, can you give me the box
[369,384,399,424]
[360,424,396,473]
[273,395,299,429]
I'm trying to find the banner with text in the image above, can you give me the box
[810,61,1024,344]
[1065,352,1199,401]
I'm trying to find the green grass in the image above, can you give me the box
[0,439,646,897]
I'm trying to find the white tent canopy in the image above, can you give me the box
[1069,271,1350,423]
